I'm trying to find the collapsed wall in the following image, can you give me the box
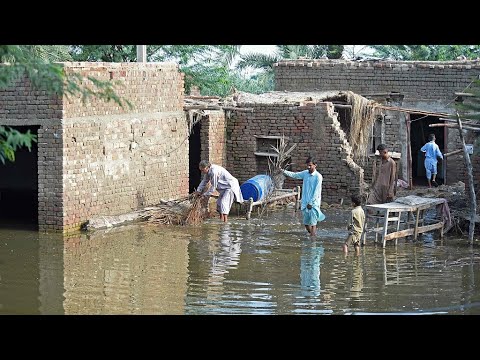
[226,92,365,205]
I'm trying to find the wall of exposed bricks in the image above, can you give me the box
[274,59,480,102]
[275,60,480,191]
[200,110,226,167]
[62,113,188,232]
[0,63,187,232]
[227,102,364,204]
[0,75,64,231]
[62,62,184,118]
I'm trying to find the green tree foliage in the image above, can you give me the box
[1,45,131,107]
[237,45,344,72]
[71,45,265,96]
[0,45,131,163]
[0,126,36,164]
[236,45,344,93]
[370,45,480,61]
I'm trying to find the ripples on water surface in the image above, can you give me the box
[1,207,480,314]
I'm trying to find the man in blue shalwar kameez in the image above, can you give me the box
[283,156,325,236]
[420,133,444,188]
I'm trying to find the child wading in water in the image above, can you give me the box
[343,194,365,255]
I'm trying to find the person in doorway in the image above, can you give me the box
[420,133,444,188]
[283,156,325,237]
[367,144,397,205]
[343,194,365,255]
[196,160,244,223]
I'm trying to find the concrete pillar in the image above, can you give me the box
[137,45,147,62]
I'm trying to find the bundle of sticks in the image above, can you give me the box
[141,192,209,226]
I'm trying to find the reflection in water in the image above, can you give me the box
[60,225,189,314]
[300,241,323,297]
[2,208,480,314]
[209,225,242,284]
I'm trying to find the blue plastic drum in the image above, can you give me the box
[240,175,273,202]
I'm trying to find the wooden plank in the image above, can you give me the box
[417,222,444,233]
[384,228,415,241]
[253,135,289,140]
[254,151,279,157]
[383,221,443,241]
[429,123,480,132]
[366,203,415,212]
[444,149,464,157]
[377,105,451,118]
[454,92,475,97]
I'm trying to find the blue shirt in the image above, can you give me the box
[283,169,323,210]
[421,141,443,160]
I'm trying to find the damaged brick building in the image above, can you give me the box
[2,59,480,232]
[223,59,480,205]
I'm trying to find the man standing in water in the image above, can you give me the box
[196,160,243,223]
[283,156,325,236]
[367,144,397,205]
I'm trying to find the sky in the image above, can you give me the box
[239,45,276,56]
[239,45,374,58]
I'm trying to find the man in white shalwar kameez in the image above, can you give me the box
[196,160,244,222]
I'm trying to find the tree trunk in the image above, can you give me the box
[456,111,477,244]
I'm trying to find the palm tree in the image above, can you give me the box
[236,45,344,92]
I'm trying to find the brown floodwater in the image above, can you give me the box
[1,204,479,315]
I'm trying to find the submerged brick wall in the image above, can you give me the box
[200,110,226,167]
[275,59,480,102]
[227,102,364,204]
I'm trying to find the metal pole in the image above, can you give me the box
[137,45,147,62]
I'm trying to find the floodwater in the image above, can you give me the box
[1,204,480,315]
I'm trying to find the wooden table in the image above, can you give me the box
[362,198,446,248]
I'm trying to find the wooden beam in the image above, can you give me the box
[456,111,477,244]
[222,106,254,112]
[429,123,480,132]
[185,96,220,100]
[378,105,451,118]
[184,105,253,112]
[440,117,480,123]
[455,92,476,97]
[333,104,352,109]
[444,149,464,157]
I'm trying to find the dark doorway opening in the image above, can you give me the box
[410,115,445,187]
[0,125,39,229]
[189,120,202,193]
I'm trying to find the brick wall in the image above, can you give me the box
[63,62,184,117]
[275,59,480,101]
[0,74,65,232]
[62,113,188,232]
[200,110,226,167]
[227,102,364,204]
[0,62,187,232]
[274,60,480,189]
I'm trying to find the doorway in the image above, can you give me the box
[409,115,445,186]
[189,120,202,193]
[0,125,39,229]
